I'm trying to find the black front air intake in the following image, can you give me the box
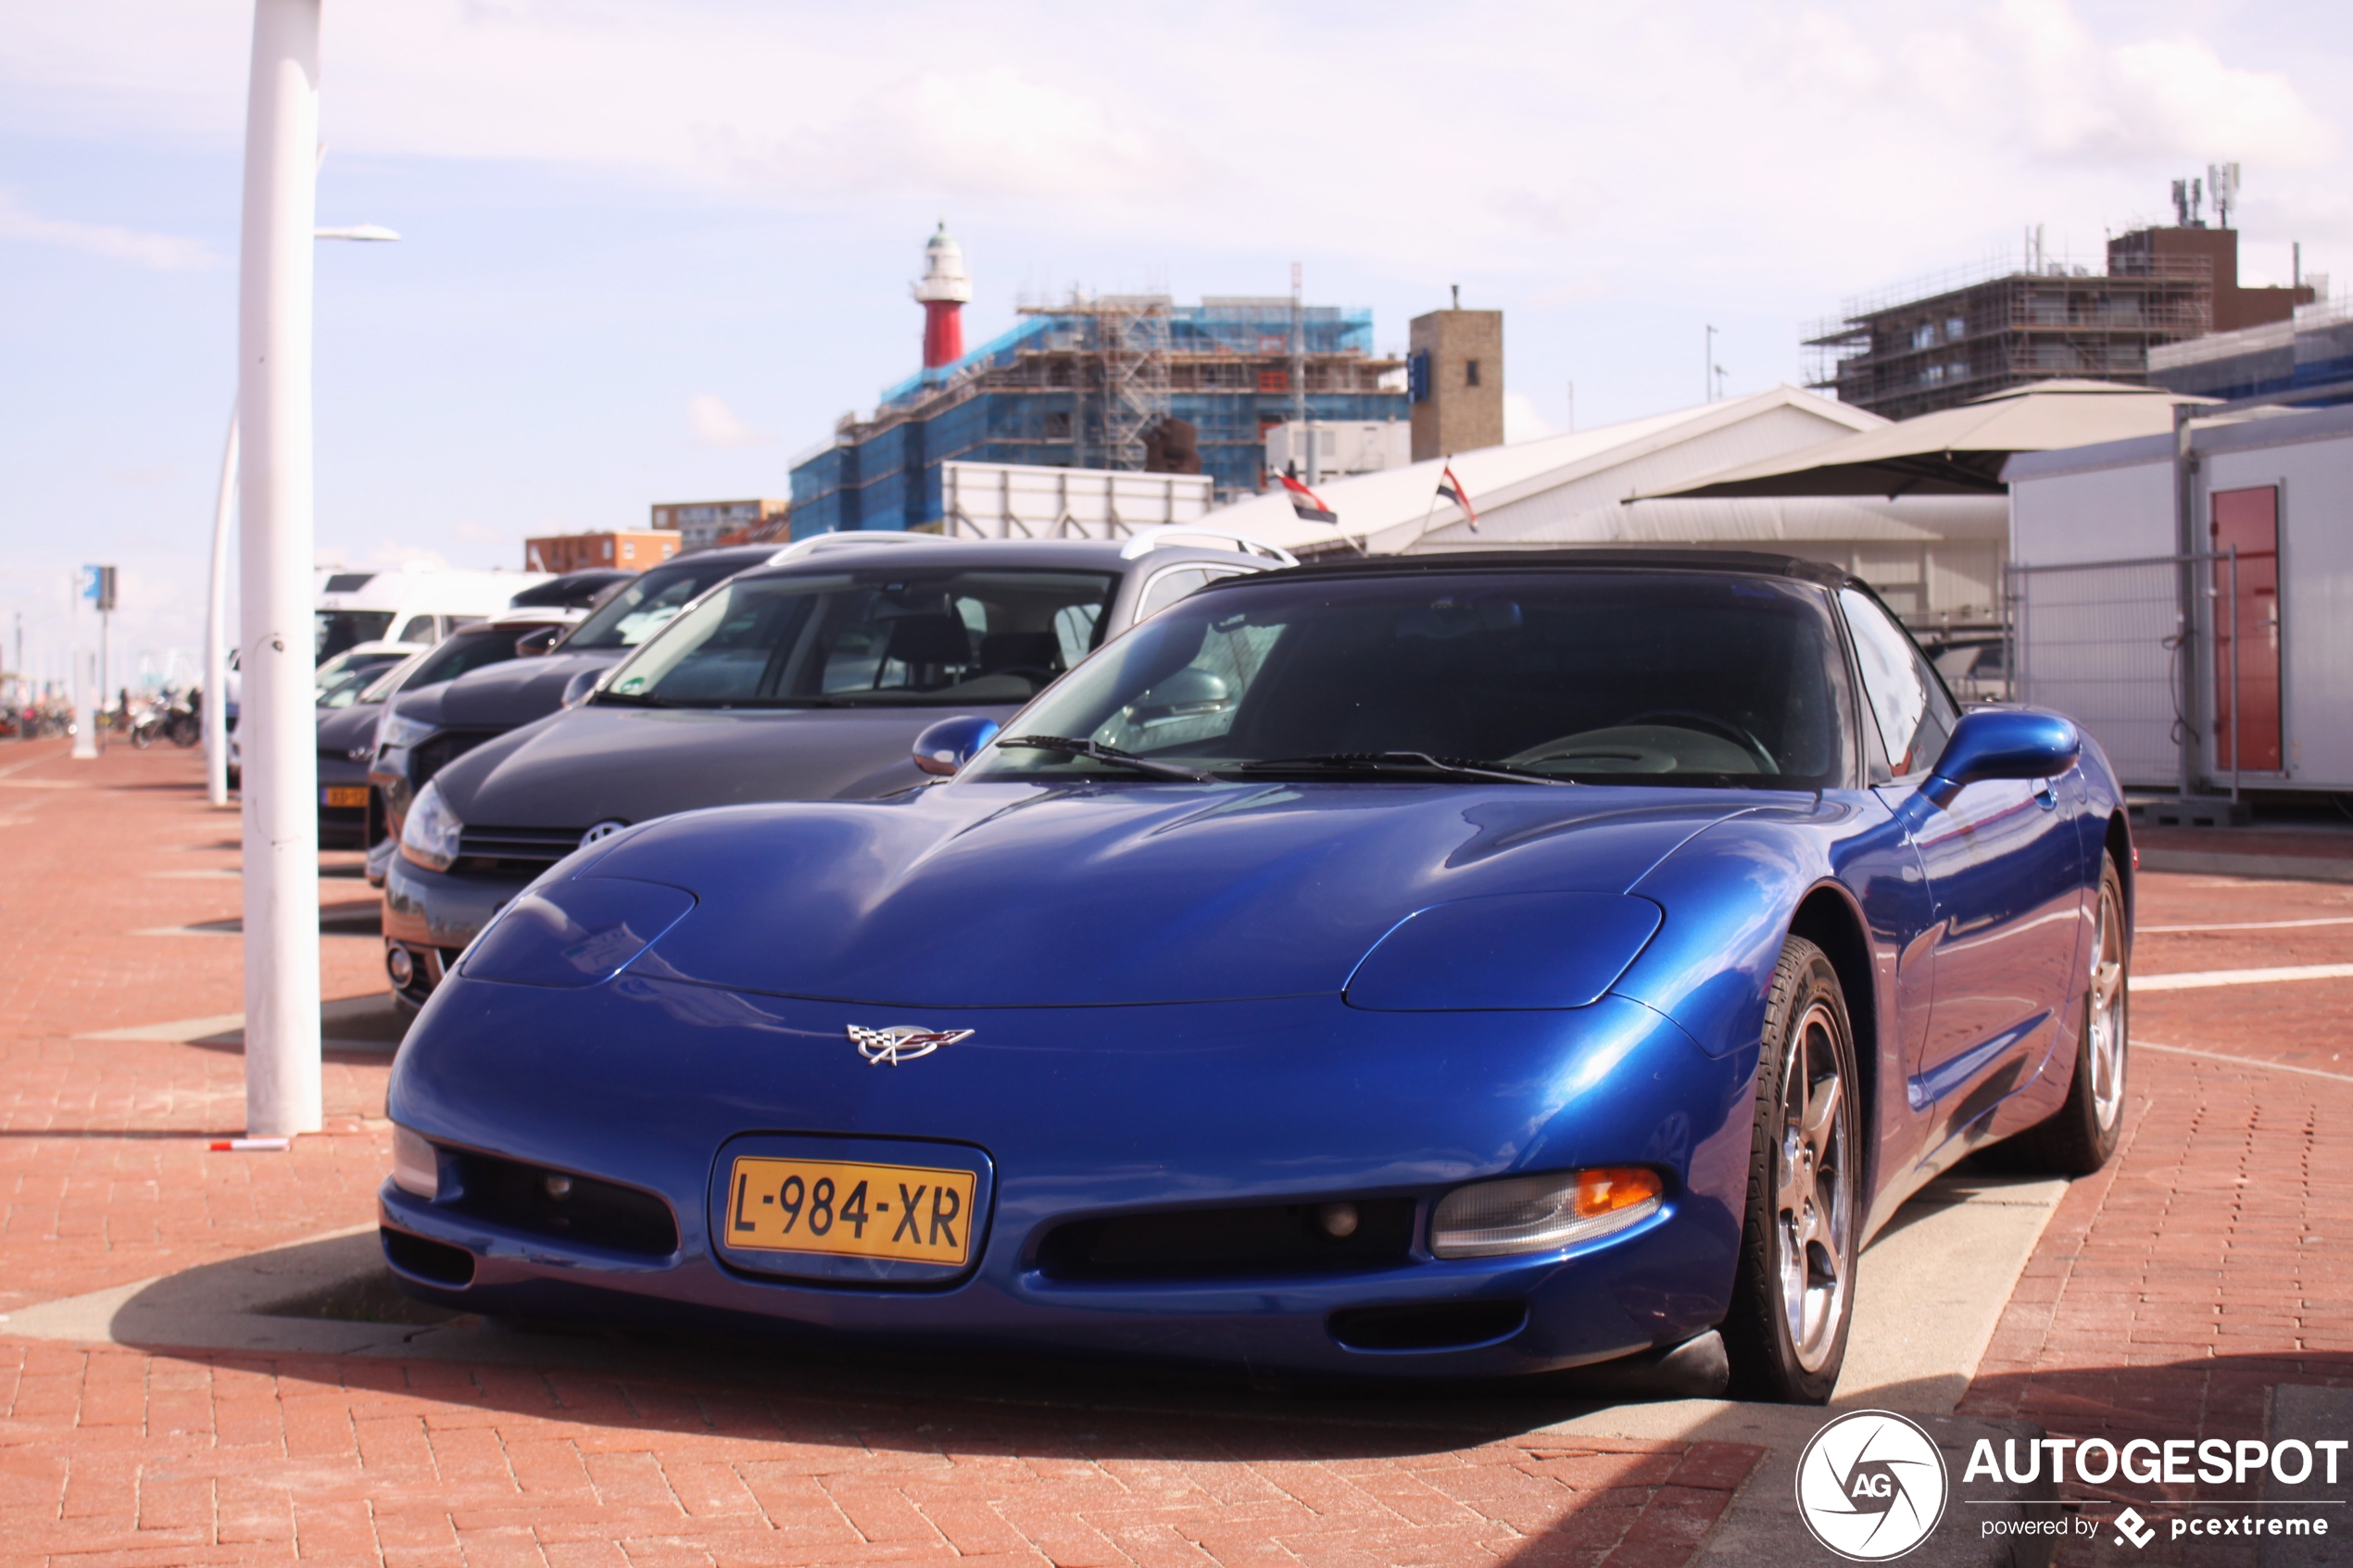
[1035,1198,1416,1283]
[1327,1299,1528,1352]
[446,1152,679,1257]
[381,1226,476,1286]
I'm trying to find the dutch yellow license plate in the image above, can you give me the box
[321,786,369,808]
[723,1156,977,1266]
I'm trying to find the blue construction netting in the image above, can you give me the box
[793,300,1398,536]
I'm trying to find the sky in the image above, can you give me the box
[3,0,2346,689]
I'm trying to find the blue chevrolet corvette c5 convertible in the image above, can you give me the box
[381,551,2132,1403]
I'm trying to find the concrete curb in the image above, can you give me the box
[2138,849,2353,884]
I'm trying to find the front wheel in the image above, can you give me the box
[1723,935,1860,1403]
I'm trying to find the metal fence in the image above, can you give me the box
[2005,551,2240,795]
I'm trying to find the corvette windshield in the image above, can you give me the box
[970,571,1850,788]
[597,569,1117,708]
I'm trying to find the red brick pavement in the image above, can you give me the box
[1960,869,2353,1563]
[13,744,2353,1566]
[1,745,1761,1566]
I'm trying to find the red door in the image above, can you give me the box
[2211,485,2282,772]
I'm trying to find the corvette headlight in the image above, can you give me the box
[399,781,464,872]
[391,1124,439,1199]
[1430,1167,1662,1259]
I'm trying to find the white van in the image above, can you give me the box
[313,565,552,665]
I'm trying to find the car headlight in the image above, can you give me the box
[399,780,464,872]
[1429,1167,1663,1259]
[391,1124,439,1199]
[376,710,435,756]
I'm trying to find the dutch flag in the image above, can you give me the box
[1437,464,1478,533]
[1280,471,1337,524]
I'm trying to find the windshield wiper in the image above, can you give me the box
[997,734,1211,783]
[1235,751,1573,786]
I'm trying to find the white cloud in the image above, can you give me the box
[0,0,2339,282]
[1503,393,1551,445]
[687,394,765,449]
[1992,0,2334,165]
[0,193,214,270]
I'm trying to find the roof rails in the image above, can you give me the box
[1116,526,1298,566]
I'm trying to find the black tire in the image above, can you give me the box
[1722,936,1862,1404]
[1980,851,2129,1176]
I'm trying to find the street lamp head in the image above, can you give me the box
[313,223,400,242]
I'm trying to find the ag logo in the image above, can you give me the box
[1795,1410,1949,1561]
[579,820,629,847]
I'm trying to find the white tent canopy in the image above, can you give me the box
[1208,385,1886,556]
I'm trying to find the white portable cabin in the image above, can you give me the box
[940,461,1215,541]
[2006,401,2353,794]
[312,565,552,664]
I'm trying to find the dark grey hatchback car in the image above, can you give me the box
[380,529,1291,1010]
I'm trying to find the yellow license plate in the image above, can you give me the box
[723,1156,977,1266]
[321,786,370,808]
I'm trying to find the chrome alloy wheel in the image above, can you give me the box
[1777,998,1854,1374]
[2087,875,2128,1133]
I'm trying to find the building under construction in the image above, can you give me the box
[1807,173,2313,420]
[789,228,1404,534]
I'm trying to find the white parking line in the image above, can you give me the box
[2135,1039,2353,1085]
[2134,962,2353,992]
[2141,915,2353,934]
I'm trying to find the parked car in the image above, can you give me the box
[313,564,551,665]
[508,568,639,611]
[369,543,820,853]
[317,640,430,709]
[316,608,584,853]
[379,529,1294,1010]
[383,551,2131,1400]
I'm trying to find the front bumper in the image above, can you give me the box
[383,972,1758,1378]
[317,756,373,850]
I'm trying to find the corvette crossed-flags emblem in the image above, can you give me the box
[848,1023,975,1066]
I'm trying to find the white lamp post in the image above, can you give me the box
[204,226,395,810]
[204,413,238,805]
[236,0,324,1137]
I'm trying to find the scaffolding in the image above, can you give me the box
[1049,295,1174,472]
[790,295,1403,535]
[1806,251,2214,420]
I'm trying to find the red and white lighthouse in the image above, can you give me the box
[912,221,973,370]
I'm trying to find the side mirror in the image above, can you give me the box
[912,714,1002,777]
[514,625,565,657]
[1920,709,2081,807]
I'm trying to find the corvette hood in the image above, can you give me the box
[434,700,1031,827]
[579,782,1755,1008]
[396,650,620,733]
